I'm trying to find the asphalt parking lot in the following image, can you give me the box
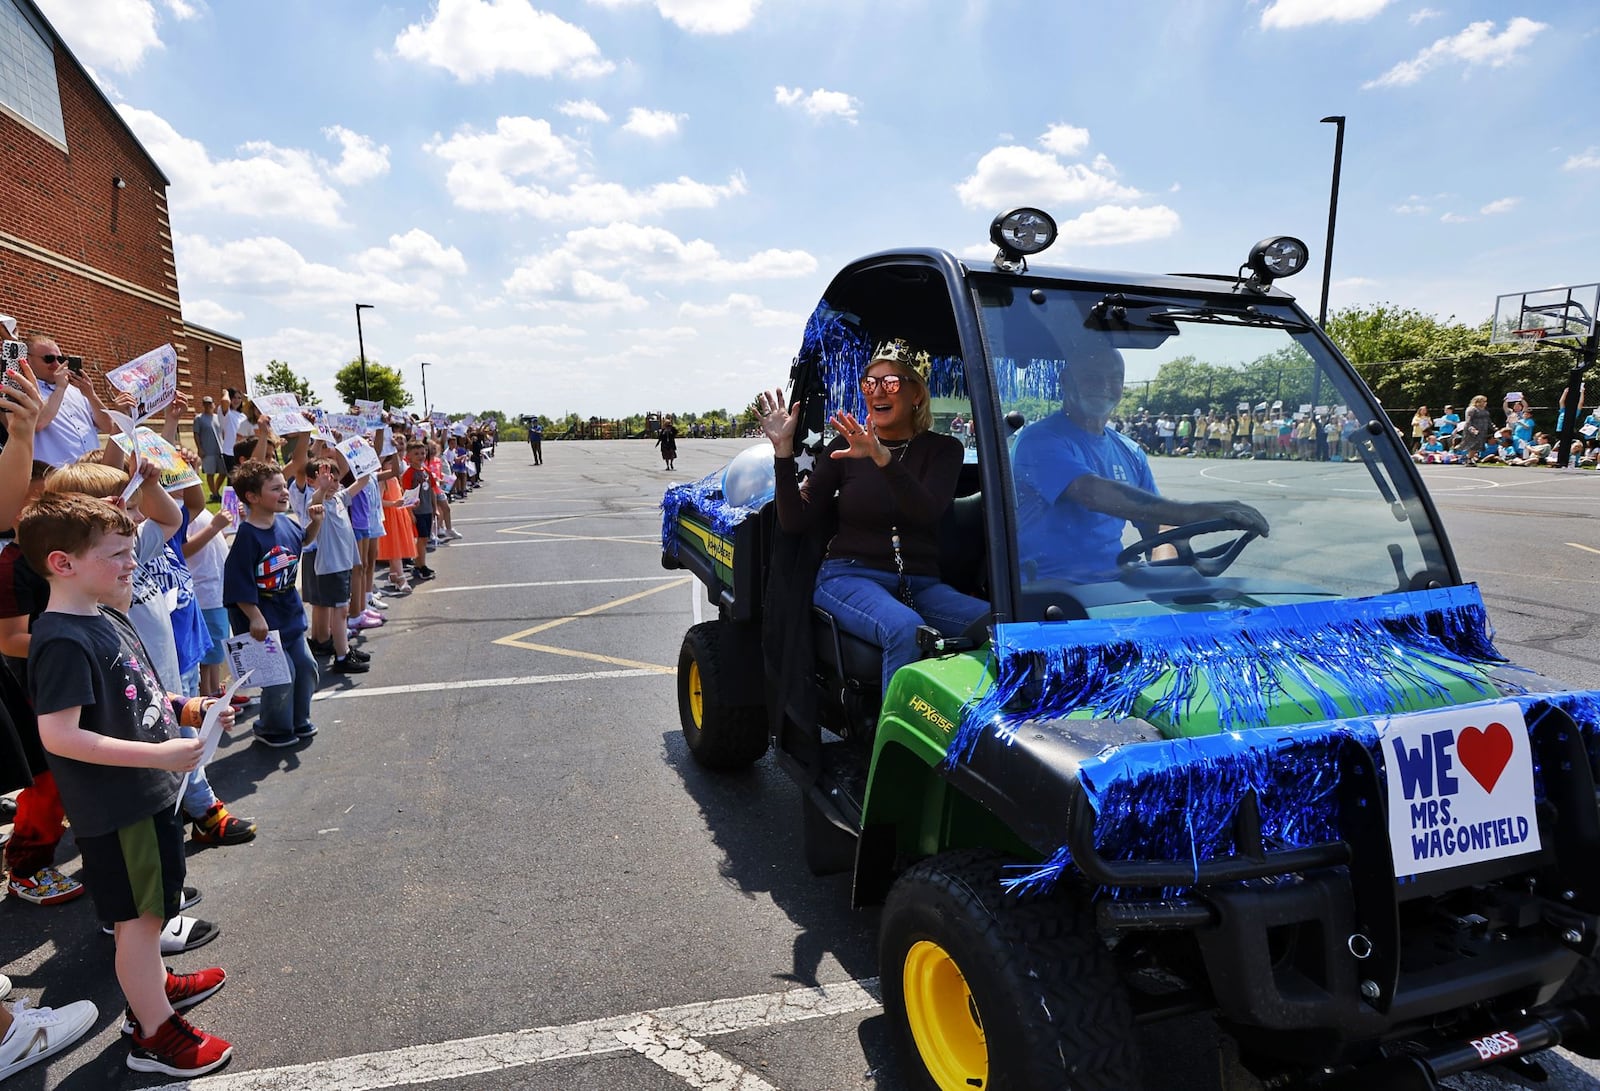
[3,441,1599,1089]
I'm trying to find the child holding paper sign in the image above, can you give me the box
[19,493,234,1077]
[224,460,322,747]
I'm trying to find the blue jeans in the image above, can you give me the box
[256,630,319,744]
[814,559,989,694]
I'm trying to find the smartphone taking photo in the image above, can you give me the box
[66,355,83,374]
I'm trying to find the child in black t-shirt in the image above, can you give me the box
[20,493,234,1077]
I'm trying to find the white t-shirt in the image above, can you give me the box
[185,509,229,610]
[220,409,245,449]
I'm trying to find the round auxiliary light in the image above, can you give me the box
[990,207,1058,258]
[1246,236,1309,282]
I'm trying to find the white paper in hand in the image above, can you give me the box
[176,670,252,812]
[400,486,420,507]
[224,631,292,688]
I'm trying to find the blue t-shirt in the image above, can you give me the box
[1437,413,1460,437]
[164,509,211,676]
[1512,417,1534,445]
[1013,411,1158,582]
[223,515,308,637]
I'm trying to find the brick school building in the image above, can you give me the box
[0,0,246,408]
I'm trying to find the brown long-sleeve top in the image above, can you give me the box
[774,431,964,576]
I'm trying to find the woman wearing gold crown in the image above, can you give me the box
[755,338,987,696]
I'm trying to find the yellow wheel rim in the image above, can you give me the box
[687,659,704,728]
[902,939,987,1090]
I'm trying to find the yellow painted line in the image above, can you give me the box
[492,579,694,646]
[493,641,672,673]
[1566,542,1600,555]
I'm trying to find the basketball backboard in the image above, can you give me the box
[1490,284,1599,343]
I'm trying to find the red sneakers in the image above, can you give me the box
[120,966,228,1034]
[126,1012,232,1077]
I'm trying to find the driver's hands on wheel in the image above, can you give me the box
[1183,500,1270,539]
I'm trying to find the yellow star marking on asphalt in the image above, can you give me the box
[493,578,690,672]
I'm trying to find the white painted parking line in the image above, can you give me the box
[618,1014,780,1090]
[419,575,683,594]
[151,979,881,1091]
[447,535,659,548]
[312,668,662,701]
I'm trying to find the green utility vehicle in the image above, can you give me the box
[661,209,1600,1090]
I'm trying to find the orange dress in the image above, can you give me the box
[376,477,417,562]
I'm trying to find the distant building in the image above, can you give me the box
[0,0,246,408]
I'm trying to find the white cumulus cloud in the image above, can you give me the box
[183,299,242,328]
[774,86,859,124]
[427,116,746,221]
[323,126,391,186]
[678,292,802,328]
[504,222,814,309]
[394,0,614,81]
[36,0,162,72]
[1039,123,1091,157]
[955,145,1139,209]
[1409,7,1441,24]
[119,105,346,226]
[175,231,463,310]
[1057,205,1181,247]
[559,99,611,123]
[621,107,686,139]
[1364,17,1546,89]
[1563,147,1600,171]
[587,0,759,34]
[1260,0,1391,29]
[1479,196,1520,215]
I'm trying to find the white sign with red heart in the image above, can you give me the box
[1376,702,1541,878]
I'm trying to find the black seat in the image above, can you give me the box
[813,492,988,693]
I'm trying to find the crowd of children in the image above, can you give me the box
[1409,395,1599,467]
[0,352,484,1080]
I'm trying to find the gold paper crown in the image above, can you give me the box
[872,338,932,381]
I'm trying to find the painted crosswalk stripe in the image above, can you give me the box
[150,979,881,1091]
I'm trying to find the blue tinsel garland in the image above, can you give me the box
[948,585,1506,765]
[660,469,767,559]
[999,690,1600,895]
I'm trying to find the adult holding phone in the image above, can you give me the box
[27,335,117,467]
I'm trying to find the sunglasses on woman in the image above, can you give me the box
[859,375,904,394]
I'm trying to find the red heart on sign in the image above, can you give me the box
[1457,722,1514,794]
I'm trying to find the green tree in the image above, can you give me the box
[333,358,412,410]
[251,359,317,404]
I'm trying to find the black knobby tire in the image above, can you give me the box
[678,622,768,770]
[880,851,1140,1091]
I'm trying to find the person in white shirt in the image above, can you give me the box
[28,336,117,467]
[218,391,247,473]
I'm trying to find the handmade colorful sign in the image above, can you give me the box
[355,399,385,430]
[429,412,449,430]
[337,434,380,477]
[324,412,365,437]
[1377,703,1540,878]
[106,344,178,420]
[254,392,312,435]
[112,427,201,492]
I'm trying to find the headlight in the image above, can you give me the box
[991,207,1058,261]
[1246,236,1309,283]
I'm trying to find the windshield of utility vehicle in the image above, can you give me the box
[974,278,1450,620]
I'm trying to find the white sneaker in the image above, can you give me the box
[447,529,464,540]
[0,998,98,1080]
[367,593,388,610]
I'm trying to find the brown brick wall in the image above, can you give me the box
[0,11,246,433]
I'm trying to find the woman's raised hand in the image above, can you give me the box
[828,409,884,463]
[755,388,798,457]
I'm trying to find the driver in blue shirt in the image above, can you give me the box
[1013,343,1269,583]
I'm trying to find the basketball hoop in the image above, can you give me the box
[1511,327,1549,341]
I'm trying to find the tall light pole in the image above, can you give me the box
[1318,116,1346,329]
[419,361,432,418]
[354,303,374,401]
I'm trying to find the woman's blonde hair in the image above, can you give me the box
[862,357,933,435]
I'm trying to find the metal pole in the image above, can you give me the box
[1554,333,1596,468]
[355,303,374,402]
[1318,116,1345,328]
[420,361,431,418]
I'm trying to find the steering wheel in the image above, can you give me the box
[1114,518,1259,578]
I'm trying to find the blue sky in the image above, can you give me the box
[38,0,1600,417]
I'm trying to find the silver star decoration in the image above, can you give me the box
[795,449,816,476]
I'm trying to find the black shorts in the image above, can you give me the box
[413,513,434,539]
[305,567,352,607]
[77,806,186,922]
